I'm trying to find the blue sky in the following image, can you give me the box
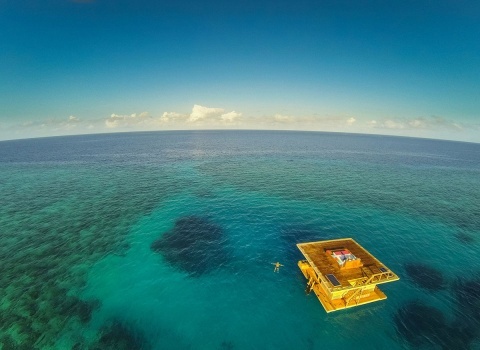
[1,0,479,141]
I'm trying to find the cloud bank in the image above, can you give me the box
[368,116,464,131]
[1,104,477,143]
[104,104,243,129]
[105,112,151,128]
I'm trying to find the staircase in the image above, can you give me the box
[342,288,364,306]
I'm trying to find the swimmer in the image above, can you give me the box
[272,262,283,272]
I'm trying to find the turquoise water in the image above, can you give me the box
[0,131,479,349]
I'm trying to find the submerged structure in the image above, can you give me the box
[297,238,399,313]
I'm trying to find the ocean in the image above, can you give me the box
[0,130,479,349]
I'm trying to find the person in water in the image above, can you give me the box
[272,262,283,272]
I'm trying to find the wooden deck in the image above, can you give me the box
[297,238,399,312]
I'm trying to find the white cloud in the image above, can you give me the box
[408,119,424,128]
[273,114,294,123]
[18,115,83,131]
[103,105,242,129]
[105,118,119,129]
[105,113,124,128]
[188,104,225,122]
[105,112,151,128]
[160,111,187,122]
[100,106,355,131]
[384,119,405,129]
[220,111,242,122]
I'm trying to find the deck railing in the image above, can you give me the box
[351,271,396,287]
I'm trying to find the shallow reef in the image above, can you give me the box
[0,165,183,348]
[151,216,228,276]
[404,262,446,291]
[56,296,101,324]
[0,334,17,350]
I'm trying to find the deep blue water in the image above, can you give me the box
[0,130,479,349]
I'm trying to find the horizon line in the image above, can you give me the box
[0,128,478,145]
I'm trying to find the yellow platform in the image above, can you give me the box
[297,238,399,313]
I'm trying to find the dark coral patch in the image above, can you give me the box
[0,334,17,350]
[453,231,476,244]
[90,319,150,350]
[77,299,101,324]
[454,275,480,307]
[151,216,228,276]
[450,275,480,344]
[393,300,447,347]
[220,340,234,350]
[445,322,478,350]
[55,294,101,324]
[404,262,446,291]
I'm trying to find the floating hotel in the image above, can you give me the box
[297,238,399,313]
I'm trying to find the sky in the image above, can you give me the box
[1,0,479,142]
